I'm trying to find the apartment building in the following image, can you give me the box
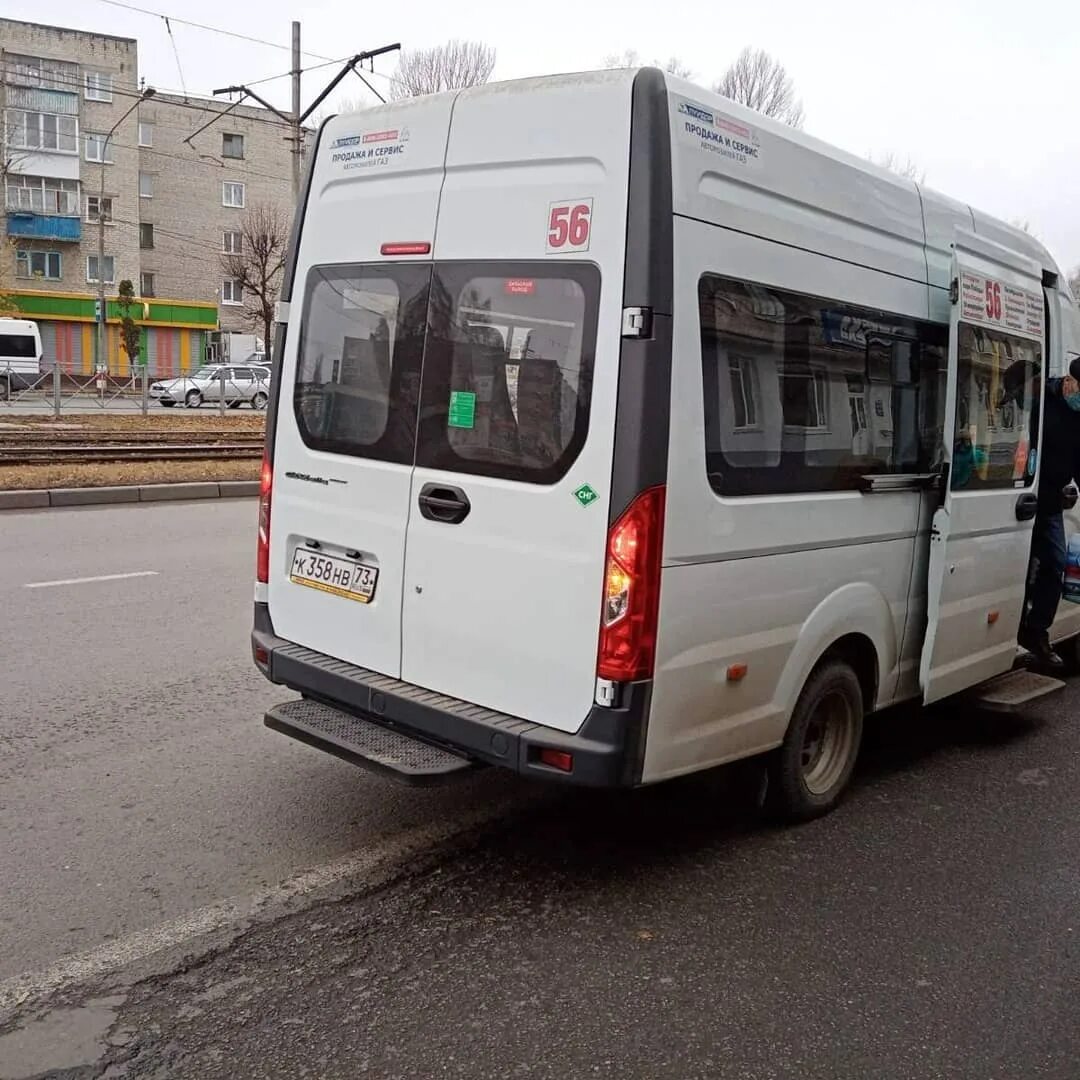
[1,18,297,375]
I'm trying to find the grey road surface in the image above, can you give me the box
[73,687,1080,1080]
[0,501,527,985]
[3,501,1080,1078]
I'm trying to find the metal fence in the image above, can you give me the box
[0,362,269,417]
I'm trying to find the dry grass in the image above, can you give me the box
[0,413,265,433]
[0,459,261,491]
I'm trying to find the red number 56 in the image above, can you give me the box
[985,280,1002,321]
[547,201,592,252]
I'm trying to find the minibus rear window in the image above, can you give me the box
[0,335,36,359]
[293,264,431,464]
[415,263,600,485]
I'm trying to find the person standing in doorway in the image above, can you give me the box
[1018,355,1080,671]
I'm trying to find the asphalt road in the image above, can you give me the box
[2,501,1080,1078]
[0,501,527,984]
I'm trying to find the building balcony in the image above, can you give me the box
[5,211,81,242]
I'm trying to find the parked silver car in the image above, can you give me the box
[150,363,271,409]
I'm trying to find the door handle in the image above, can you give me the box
[1015,492,1039,521]
[418,483,471,524]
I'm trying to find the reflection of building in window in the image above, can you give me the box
[729,355,759,429]
[780,367,828,431]
[846,375,869,455]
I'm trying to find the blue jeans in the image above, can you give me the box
[1024,510,1067,636]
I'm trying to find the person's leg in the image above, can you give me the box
[1020,512,1067,669]
[1025,512,1067,635]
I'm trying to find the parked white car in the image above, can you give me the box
[150,363,271,409]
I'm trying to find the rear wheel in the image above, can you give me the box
[228,400,241,409]
[766,660,864,823]
[251,391,268,410]
[185,389,203,408]
[0,375,9,401]
[159,400,175,408]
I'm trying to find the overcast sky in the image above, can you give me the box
[9,0,1079,271]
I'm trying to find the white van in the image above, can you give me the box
[0,318,43,400]
[252,68,1080,819]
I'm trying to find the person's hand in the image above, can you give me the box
[1063,483,1079,510]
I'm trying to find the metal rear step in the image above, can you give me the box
[963,669,1066,713]
[266,699,479,785]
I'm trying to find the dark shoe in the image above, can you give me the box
[1019,629,1066,673]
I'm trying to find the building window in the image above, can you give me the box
[222,181,245,208]
[780,367,830,432]
[16,250,62,280]
[86,195,114,223]
[140,223,154,249]
[728,355,759,430]
[84,133,114,164]
[139,172,154,198]
[222,133,245,159]
[138,121,154,147]
[6,175,79,215]
[87,255,116,285]
[698,273,949,496]
[84,71,114,102]
[222,230,243,254]
[7,110,79,154]
[222,279,244,305]
[7,54,79,92]
[140,272,156,297]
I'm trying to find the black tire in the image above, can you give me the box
[251,391,268,410]
[228,400,241,409]
[765,659,864,823]
[0,375,9,402]
[185,389,202,408]
[159,400,175,408]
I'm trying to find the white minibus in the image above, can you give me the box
[0,318,43,400]
[251,68,1080,819]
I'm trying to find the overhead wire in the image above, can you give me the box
[90,0,337,60]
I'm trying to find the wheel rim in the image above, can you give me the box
[800,689,857,796]
[187,392,201,407]
[253,393,267,410]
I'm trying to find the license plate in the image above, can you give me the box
[289,548,379,603]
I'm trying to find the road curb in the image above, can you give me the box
[0,481,260,510]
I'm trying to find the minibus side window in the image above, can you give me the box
[950,324,1041,490]
[698,274,947,496]
[293,264,431,464]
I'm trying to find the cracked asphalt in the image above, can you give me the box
[3,503,1080,1079]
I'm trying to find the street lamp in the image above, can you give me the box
[96,86,155,374]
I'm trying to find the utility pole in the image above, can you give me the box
[290,21,301,201]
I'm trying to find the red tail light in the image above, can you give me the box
[596,486,666,682]
[257,454,272,584]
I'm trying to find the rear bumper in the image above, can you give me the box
[252,603,648,787]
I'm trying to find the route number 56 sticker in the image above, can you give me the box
[547,199,593,254]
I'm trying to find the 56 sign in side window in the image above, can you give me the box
[546,198,593,254]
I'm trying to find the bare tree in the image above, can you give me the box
[872,152,926,184]
[390,41,496,100]
[1068,266,1080,301]
[714,48,804,128]
[220,204,290,358]
[603,50,695,80]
